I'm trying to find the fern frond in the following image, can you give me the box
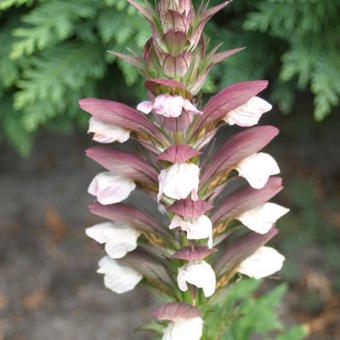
[14,43,106,131]
[0,0,34,10]
[10,0,98,58]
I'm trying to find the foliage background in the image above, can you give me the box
[0,0,339,154]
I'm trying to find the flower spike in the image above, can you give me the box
[81,0,288,337]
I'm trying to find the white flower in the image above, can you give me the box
[85,222,141,259]
[177,260,216,297]
[169,215,213,248]
[235,152,280,189]
[223,96,272,127]
[88,171,136,205]
[162,317,203,340]
[88,117,130,143]
[137,94,201,118]
[237,203,289,234]
[158,163,200,201]
[97,256,142,294]
[238,246,285,279]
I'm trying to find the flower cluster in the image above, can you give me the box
[80,1,288,339]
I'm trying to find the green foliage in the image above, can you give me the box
[204,279,307,340]
[243,0,340,120]
[0,0,339,154]
[0,0,150,154]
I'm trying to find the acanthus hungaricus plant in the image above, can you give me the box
[80,0,289,339]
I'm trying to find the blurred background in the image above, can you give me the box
[0,0,339,339]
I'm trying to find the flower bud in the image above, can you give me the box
[161,52,192,78]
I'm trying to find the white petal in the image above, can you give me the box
[182,99,202,115]
[158,163,200,200]
[237,203,289,234]
[88,117,130,143]
[153,95,184,118]
[238,246,285,279]
[177,260,216,297]
[235,152,280,189]
[157,169,167,202]
[85,222,141,259]
[169,215,213,249]
[223,96,272,127]
[177,266,188,292]
[162,318,203,340]
[169,215,184,230]
[184,215,213,249]
[97,256,142,294]
[137,101,153,114]
[191,188,199,201]
[88,172,136,205]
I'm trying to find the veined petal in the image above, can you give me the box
[86,147,159,184]
[89,202,165,235]
[120,249,172,284]
[153,302,201,321]
[211,177,283,224]
[85,222,141,259]
[235,153,280,189]
[169,197,213,218]
[158,163,200,201]
[157,144,201,163]
[97,256,142,294]
[79,98,167,143]
[88,172,136,205]
[145,79,192,99]
[88,117,130,143]
[238,246,285,279]
[177,260,216,297]
[215,228,278,276]
[223,96,272,127]
[173,246,216,261]
[162,317,203,340]
[169,215,213,248]
[154,110,194,132]
[199,126,279,187]
[238,203,289,234]
[192,80,269,134]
